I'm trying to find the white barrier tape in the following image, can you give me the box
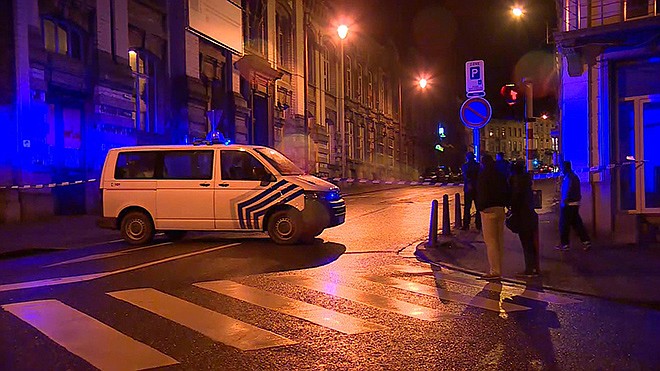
[0,179,98,190]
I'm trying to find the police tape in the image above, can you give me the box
[0,164,621,191]
[0,179,98,190]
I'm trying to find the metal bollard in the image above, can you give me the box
[442,194,451,236]
[427,200,438,248]
[454,193,462,229]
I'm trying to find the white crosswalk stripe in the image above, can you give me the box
[388,265,580,305]
[108,288,297,351]
[273,275,453,321]
[2,266,581,367]
[195,280,387,334]
[2,299,178,370]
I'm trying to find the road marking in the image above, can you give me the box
[108,288,296,351]
[0,243,241,293]
[390,264,434,274]
[390,265,579,305]
[364,275,530,313]
[2,299,178,370]
[45,242,172,267]
[195,280,387,334]
[274,276,449,321]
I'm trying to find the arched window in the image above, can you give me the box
[322,46,330,92]
[276,6,292,68]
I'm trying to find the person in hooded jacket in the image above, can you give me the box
[509,161,540,277]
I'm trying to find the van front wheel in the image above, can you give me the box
[268,210,303,245]
[121,211,154,245]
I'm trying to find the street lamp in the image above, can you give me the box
[512,6,524,18]
[418,78,428,89]
[337,24,349,178]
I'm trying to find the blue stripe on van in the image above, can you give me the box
[253,189,305,230]
[243,184,300,229]
[237,180,288,229]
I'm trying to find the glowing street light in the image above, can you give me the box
[512,6,524,17]
[337,24,349,40]
[541,114,549,120]
[418,78,428,89]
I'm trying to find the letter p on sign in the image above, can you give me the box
[470,67,480,80]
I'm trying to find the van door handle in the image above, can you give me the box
[218,183,229,187]
[199,183,211,187]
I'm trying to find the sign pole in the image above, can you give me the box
[473,128,480,160]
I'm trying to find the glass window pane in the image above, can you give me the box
[222,150,268,180]
[44,20,56,52]
[163,151,213,180]
[643,101,660,208]
[115,152,157,179]
[57,25,68,55]
[618,101,636,210]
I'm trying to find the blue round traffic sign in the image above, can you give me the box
[460,97,492,129]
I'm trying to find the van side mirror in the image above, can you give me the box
[260,173,277,186]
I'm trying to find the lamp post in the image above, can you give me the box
[337,24,348,178]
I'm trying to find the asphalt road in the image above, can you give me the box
[1,186,659,370]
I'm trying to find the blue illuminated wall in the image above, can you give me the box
[559,59,590,173]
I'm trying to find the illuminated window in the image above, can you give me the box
[129,49,158,133]
[42,18,82,60]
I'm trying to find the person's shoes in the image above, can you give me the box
[582,241,592,251]
[516,270,540,278]
[478,273,501,281]
[554,244,570,251]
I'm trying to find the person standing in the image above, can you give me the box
[510,161,540,277]
[495,152,511,179]
[476,154,510,280]
[461,152,481,230]
[556,161,592,251]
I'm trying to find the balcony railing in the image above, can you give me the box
[562,0,657,31]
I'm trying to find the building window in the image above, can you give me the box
[276,9,292,68]
[322,47,330,92]
[129,49,158,133]
[357,64,363,103]
[367,70,373,108]
[308,44,316,86]
[383,76,390,114]
[345,55,352,100]
[347,121,354,159]
[378,74,384,112]
[626,0,651,19]
[245,0,266,55]
[357,125,364,161]
[42,18,83,60]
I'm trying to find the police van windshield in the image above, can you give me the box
[255,148,305,176]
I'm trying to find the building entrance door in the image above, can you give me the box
[618,96,660,213]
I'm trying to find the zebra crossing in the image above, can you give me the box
[1,265,580,369]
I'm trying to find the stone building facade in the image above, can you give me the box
[0,0,414,223]
[555,0,660,242]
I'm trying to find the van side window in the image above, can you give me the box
[221,150,267,181]
[162,150,213,180]
[115,152,157,179]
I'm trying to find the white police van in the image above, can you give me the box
[98,143,345,245]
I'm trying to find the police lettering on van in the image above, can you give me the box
[98,144,346,245]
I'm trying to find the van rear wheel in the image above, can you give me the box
[268,210,303,245]
[121,211,154,245]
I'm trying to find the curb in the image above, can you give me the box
[414,241,660,309]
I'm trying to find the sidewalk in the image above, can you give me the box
[0,182,406,258]
[415,179,660,307]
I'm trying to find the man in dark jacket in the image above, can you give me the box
[461,152,481,230]
[476,154,510,280]
[556,161,591,251]
[495,152,511,179]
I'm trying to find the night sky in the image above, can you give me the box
[336,0,557,163]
